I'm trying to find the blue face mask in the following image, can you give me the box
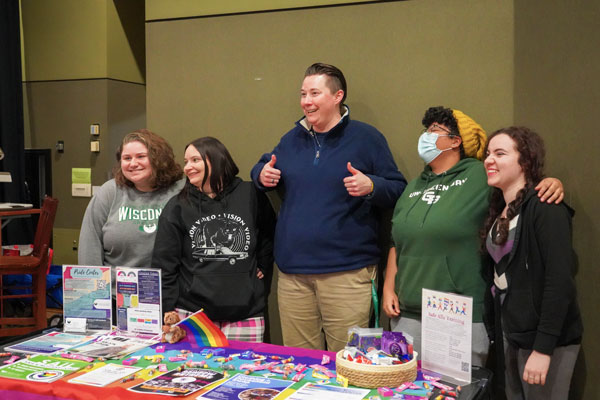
[418,132,453,164]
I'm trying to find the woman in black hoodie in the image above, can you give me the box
[483,127,582,399]
[152,137,276,342]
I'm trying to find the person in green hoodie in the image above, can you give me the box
[382,106,563,366]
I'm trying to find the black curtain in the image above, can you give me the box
[0,0,32,245]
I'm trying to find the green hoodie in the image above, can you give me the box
[391,158,489,322]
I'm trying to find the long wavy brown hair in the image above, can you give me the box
[481,126,546,246]
[113,129,182,190]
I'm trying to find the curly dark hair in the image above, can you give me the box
[179,137,239,200]
[113,129,183,190]
[305,63,347,114]
[421,106,465,159]
[481,126,546,247]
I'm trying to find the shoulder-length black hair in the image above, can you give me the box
[179,137,239,199]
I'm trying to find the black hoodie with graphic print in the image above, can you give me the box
[152,177,275,322]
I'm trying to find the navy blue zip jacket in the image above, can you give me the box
[251,108,406,274]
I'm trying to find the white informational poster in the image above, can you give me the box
[421,288,472,383]
[286,383,370,400]
[68,363,141,387]
[115,267,162,335]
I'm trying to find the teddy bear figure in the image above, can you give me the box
[161,311,187,344]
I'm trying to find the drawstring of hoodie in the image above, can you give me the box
[420,172,447,227]
[404,172,432,222]
[403,170,449,227]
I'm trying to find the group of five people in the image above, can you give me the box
[78,63,581,399]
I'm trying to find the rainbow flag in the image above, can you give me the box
[177,310,229,348]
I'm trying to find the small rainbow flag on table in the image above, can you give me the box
[177,309,229,348]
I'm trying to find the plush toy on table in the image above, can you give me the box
[161,311,187,344]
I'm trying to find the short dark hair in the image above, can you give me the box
[113,129,182,190]
[304,63,347,112]
[422,106,465,159]
[180,137,239,199]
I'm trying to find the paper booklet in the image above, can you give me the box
[65,334,158,360]
[68,363,142,387]
[0,354,89,383]
[116,267,162,336]
[3,331,96,355]
[63,265,112,332]
[129,368,224,396]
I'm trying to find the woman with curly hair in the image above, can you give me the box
[483,127,582,399]
[78,129,184,270]
[382,107,564,367]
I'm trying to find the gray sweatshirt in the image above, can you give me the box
[78,179,184,269]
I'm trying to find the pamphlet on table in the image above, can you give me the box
[68,363,142,387]
[3,331,96,355]
[63,265,112,332]
[421,288,472,383]
[197,374,293,400]
[66,334,157,359]
[0,354,89,383]
[129,367,224,396]
[286,382,371,400]
[116,267,162,336]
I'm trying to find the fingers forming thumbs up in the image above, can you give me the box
[268,154,277,167]
[260,153,281,187]
[343,162,373,197]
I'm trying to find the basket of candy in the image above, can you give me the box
[335,328,417,388]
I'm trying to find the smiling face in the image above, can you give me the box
[184,145,212,192]
[120,141,154,191]
[484,133,526,194]
[300,74,343,133]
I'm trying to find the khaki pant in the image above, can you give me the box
[277,266,376,352]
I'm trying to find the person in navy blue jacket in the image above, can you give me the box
[251,63,407,352]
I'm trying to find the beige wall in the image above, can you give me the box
[20,0,146,264]
[21,0,144,83]
[513,2,600,398]
[146,0,379,21]
[146,0,514,181]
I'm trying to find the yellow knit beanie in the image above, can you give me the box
[452,109,487,160]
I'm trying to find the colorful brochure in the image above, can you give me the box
[129,368,224,396]
[68,363,141,387]
[3,331,96,355]
[197,374,293,400]
[66,334,157,359]
[0,354,89,383]
[116,267,162,336]
[63,265,112,332]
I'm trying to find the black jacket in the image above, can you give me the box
[152,178,276,322]
[488,189,582,355]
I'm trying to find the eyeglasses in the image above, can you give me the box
[422,123,456,136]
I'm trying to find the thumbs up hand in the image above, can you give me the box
[260,154,281,187]
[343,162,373,197]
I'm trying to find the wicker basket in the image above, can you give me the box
[335,350,417,389]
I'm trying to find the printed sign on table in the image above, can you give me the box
[129,368,224,396]
[197,374,293,400]
[116,267,162,335]
[63,265,112,332]
[421,288,473,383]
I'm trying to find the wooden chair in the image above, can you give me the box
[0,196,58,337]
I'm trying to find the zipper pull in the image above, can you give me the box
[316,150,320,159]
